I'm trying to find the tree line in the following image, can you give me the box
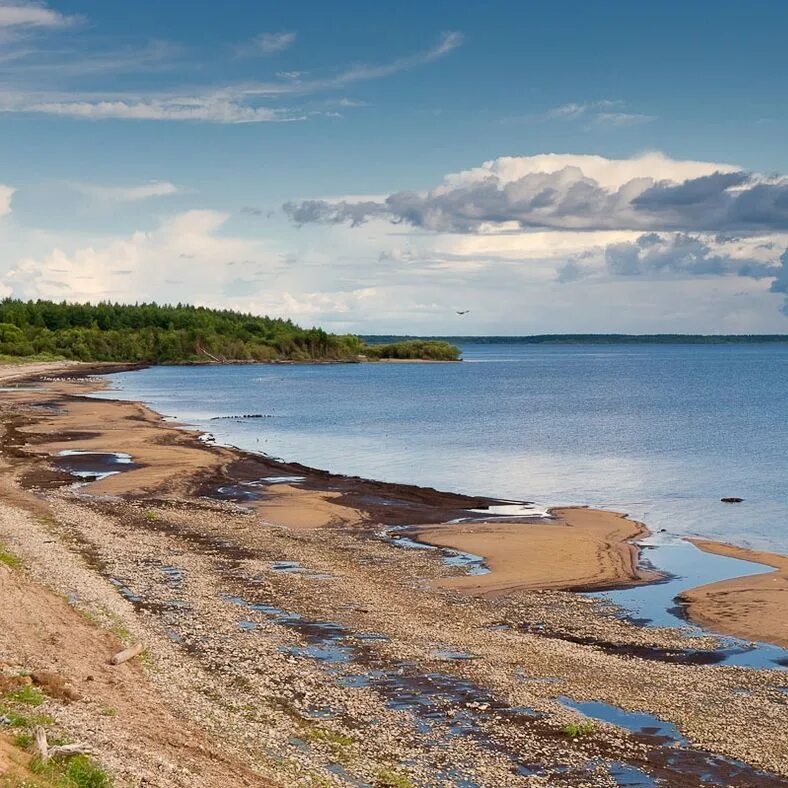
[0,299,459,363]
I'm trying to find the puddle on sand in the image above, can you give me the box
[560,697,787,787]
[466,502,551,519]
[221,592,788,788]
[607,762,658,787]
[385,529,490,576]
[588,536,788,670]
[431,649,479,661]
[559,697,687,745]
[213,484,262,502]
[54,450,136,481]
[271,560,334,580]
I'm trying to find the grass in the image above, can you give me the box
[30,754,112,788]
[562,721,596,738]
[1,675,113,788]
[374,768,414,788]
[0,545,22,569]
[303,726,355,761]
[5,685,45,707]
[13,731,34,748]
[0,353,65,365]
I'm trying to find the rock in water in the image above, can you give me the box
[721,497,744,503]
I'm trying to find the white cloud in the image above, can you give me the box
[242,31,296,56]
[440,152,736,192]
[0,1,78,29]
[0,31,463,123]
[284,151,788,234]
[5,210,283,302]
[70,181,179,202]
[537,100,656,129]
[0,184,14,216]
[15,95,298,123]
[241,31,464,96]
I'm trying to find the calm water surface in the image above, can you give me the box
[99,343,788,553]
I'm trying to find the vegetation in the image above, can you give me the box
[363,339,460,361]
[0,299,460,363]
[0,544,22,569]
[1,676,112,788]
[374,768,415,788]
[562,721,596,738]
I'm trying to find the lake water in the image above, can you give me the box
[97,343,788,554]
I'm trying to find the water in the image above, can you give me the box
[591,535,787,669]
[96,343,788,553]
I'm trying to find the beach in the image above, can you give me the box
[1,361,788,787]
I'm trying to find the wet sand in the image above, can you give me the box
[410,508,661,595]
[681,539,788,647]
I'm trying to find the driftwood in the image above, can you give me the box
[35,726,48,761]
[34,726,93,762]
[110,642,144,665]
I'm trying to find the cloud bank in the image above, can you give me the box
[283,152,788,316]
[284,152,788,234]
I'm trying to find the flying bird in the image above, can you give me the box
[456,310,470,315]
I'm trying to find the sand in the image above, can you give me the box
[411,507,660,595]
[681,538,788,647]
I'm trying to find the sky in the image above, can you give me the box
[1,0,788,335]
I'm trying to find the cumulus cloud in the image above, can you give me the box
[604,233,779,279]
[0,1,78,29]
[70,180,179,202]
[770,250,788,313]
[4,210,282,302]
[283,152,788,234]
[0,184,14,216]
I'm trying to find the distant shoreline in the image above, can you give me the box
[362,333,788,345]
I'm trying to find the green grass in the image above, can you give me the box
[0,353,65,365]
[5,685,45,707]
[1,674,112,788]
[0,546,22,569]
[303,726,355,761]
[0,704,54,728]
[13,731,34,748]
[374,768,414,788]
[30,755,112,788]
[562,721,596,738]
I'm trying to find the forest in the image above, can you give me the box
[0,300,460,363]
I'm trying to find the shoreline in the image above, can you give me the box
[9,359,788,647]
[2,361,788,784]
[680,538,788,648]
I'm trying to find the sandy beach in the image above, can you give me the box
[410,508,659,595]
[681,538,788,647]
[1,361,788,787]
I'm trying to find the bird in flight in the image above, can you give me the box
[456,310,470,315]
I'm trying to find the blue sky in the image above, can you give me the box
[1,0,787,333]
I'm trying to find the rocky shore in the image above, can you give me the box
[1,361,787,787]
